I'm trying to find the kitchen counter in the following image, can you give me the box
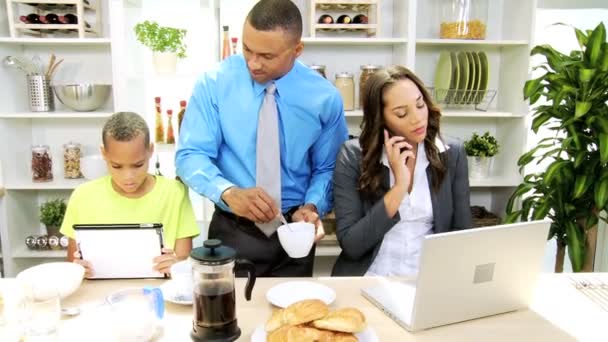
[45,274,608,341]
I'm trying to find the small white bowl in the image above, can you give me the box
[277,222,315,258]
[16,262,85,301]
[80,155,107,180]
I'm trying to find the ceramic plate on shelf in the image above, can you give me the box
[251,326,379,342]
[455,51,469,104]
[448,51,460,104]
[470,51,482,104]
[477,51,489,104]
[465,51,477,104]
[434,51,452,103]
[266,281,336,308]
[159,279,193,305]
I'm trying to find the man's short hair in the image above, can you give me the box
[247,0,303,40]
[102,112,150,148]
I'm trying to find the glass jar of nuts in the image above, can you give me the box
[31,145,53,182]
[439,0,488,40]
[63,142,83,179]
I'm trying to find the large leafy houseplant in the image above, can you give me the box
[134,20,187,58]
[506,23,608,272]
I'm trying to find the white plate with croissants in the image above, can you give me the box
[252,299,379,342]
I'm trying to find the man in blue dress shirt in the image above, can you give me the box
[176,0,348,276]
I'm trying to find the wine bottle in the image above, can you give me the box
[154,97,164,143]
[19,14,41,24]
[166,109,175,144]
[318,14,334,24]
[177,100,187,133]
[58,14,91,28]
[353,14,368,24]
[337,15,352,24]
[39,14,61,24]
[222,26,230,60]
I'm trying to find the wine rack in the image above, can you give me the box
[309,0,381,37]
[5,0,102,38]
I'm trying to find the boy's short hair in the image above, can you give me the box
[102,112,150,148]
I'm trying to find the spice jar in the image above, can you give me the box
[359,65,381,109]
[63,142,82,179]
[335,72,355,111]
[439,0,488,39]
[31,145,53,182]
[310,64,327,78]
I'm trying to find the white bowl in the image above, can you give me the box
[80,155,107,180]
[16,262,85,301]
[277,222,315,258]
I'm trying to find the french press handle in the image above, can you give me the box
[235,259,256,301]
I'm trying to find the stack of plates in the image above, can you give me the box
[433,50,489,105]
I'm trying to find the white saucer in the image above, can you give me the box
[266,281,336,308]
[159,279,193,305]
[251,325,379,342]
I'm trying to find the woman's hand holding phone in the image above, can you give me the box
[383,129,415,193]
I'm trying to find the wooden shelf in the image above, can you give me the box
[302,37,406,45]
[416,39,529,46]
[0,37,110,44]
[14,23,96,33]
[13,245,65,259]
[0,111,113,118]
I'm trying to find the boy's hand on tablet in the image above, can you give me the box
[153,248,178,274]
[72,251,94,278]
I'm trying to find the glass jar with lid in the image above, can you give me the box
[359,65,381,109]
[63,142,83,179]
[439,0,488,39]
[31,144,53,182]
[335,72,355,111]
[310,64,327,79]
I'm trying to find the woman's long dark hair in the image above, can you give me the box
[358,65,446,198]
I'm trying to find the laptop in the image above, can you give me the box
[361,220,551,331]
[74,223,165,279]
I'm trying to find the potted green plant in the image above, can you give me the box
[40,199,67,237]
[505,22,608,272]
[464,131,499,179]
[134,20,187,74]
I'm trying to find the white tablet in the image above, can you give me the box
[74,223,166,279]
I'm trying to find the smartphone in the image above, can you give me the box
[385,128,411,153]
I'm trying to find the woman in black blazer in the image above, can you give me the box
[332,66,472,276]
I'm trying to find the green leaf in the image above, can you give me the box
[600,133,608,163]
[573,151,587,168]
[575,101,592,118]
[524,76,545,99]
[579,68,596,83]
[506,183,534,213]
[585,22,606,67]
[595,177,608,209]
[565,221,585,272]
[600,43,608,72]
[504,211,522,223]
[575,27,588,48]
[544,160,569,185]
[532,113,552,133]
[532,200,551,220]
[573,174,593,199]
[596,116,608,134]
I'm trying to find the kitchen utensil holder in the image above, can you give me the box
[27,75,54,112]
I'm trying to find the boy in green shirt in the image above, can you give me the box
[60,112,200,278]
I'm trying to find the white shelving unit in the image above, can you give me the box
[0,0,556,273]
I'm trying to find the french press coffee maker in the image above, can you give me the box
[189,239,256,342]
